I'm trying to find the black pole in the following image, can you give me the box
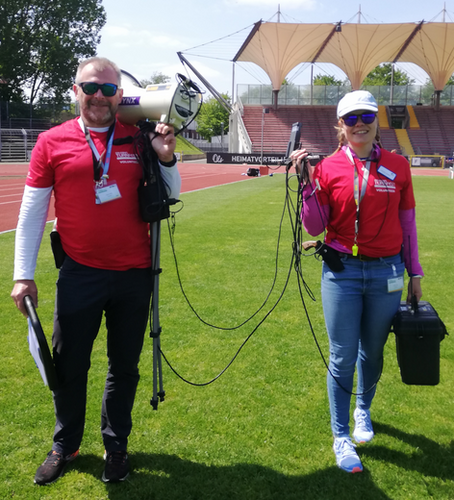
[150,220,165,410]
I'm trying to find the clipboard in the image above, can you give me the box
[24,295,58,391]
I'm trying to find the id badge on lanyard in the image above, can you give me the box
[95,182,121,204]
[79,118,122,205]
[388,264,404,293]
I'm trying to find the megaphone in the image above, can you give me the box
[117,70,202,129]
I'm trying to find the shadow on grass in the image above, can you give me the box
[361,421,454,481]
[70,452,393,500]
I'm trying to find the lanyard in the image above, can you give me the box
[78,117,116,184]
[346,147,371,255]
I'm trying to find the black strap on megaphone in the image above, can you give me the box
[134,121,174,223]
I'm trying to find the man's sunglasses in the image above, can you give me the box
[79,82,118,97]
[342,113,376,127]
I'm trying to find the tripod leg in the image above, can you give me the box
[157,335,165,402]
[150,221,165,410]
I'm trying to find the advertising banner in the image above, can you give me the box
[207,152,286,165]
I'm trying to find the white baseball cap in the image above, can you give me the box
[337,90,378,118]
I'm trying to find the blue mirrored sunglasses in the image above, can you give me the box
[79,82,118,97]
[342,113,376,127]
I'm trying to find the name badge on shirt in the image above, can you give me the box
[377,165,397,181]
[95,182,122,204]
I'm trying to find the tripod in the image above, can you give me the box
[150,219,165,410]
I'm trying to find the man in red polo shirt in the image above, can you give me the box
[11,56,180,485]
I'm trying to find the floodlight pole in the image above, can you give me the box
[150,220,165,410]
[261,107,269,165]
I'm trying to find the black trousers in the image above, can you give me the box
[51,256,152,455]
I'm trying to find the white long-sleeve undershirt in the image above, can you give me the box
[159,162,181,200]
[13,185,53,281]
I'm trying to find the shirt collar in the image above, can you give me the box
[342,143,381,161]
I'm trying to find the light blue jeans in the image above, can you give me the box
[321,253,404,438]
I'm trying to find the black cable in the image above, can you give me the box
[164,187,289,331]
[287,163,383,397]
[285,171,318,300]
[173,74,204,138]
[133,122,171,222]
[154,155,390,390]
[159,251,295,387]
[157,180,297,386]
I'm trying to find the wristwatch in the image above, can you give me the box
[159,155,177,167]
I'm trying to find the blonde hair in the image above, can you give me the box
[75,57,122,86]
[330,119,382,157]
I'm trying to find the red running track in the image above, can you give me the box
[0,162,285,233]
[0,162,449,234]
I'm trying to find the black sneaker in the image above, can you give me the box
[102,450,130,483]
[34,449,79,485]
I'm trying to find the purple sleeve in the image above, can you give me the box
[301,183,329,236]
[399,208,424,276]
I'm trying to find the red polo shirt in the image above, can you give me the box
[26,118,151,270]
[314,148,415,257]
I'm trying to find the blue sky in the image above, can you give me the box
[96,0,453,97]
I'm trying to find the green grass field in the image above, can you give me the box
[1,174,453,499]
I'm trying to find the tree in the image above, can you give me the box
[140,72,171,87]
[362,63,415,86]
[310,74,350,105]
[196,94,230,142]
[0,0,106,105]
[313,74,343,86]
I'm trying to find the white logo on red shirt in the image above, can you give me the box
[374,179,396,192]
[115,152,138,164]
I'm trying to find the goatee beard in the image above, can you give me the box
[84,102,116,127]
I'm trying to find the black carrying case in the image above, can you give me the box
[392,301,448,386]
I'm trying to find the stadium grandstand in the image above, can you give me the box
[221,16,454,162]
[232,98,454,159]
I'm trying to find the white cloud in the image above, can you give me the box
[103,25,130,37]
[101,25,181,49]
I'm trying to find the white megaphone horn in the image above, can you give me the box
[117,70,202,129]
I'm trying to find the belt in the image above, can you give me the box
[342,253,396,262]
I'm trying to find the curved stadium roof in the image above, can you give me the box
[233,20,454,92]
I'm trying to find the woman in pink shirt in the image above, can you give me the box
[291,90,423,474]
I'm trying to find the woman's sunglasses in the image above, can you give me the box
[342,113,376,127]
[79,82,118,97]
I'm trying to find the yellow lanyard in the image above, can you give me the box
[347,148,371,256]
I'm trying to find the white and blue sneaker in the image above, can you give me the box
[353,408,374,443]
[333,437,363,473]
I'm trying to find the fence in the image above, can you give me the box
[189,137,229,152]
[0,99,71,131]
[0,129,42,162]
[238,84,454,107]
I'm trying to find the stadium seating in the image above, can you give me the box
[243,105,338,155]
[244,105,402,155]
[407,107,454,156]
[242,104,454,158]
